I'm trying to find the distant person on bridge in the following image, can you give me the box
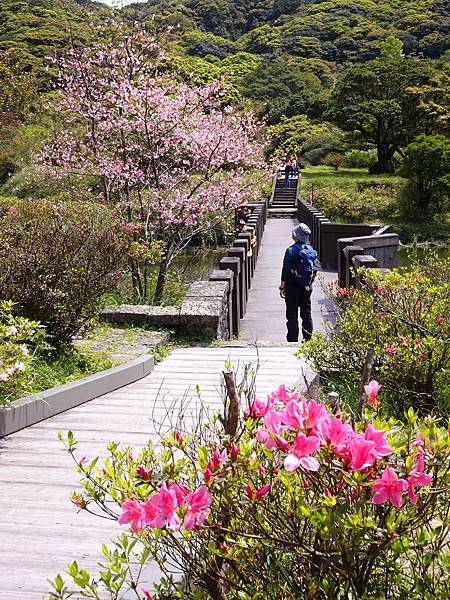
[291,157,298,177]
[284,161,292,188]
[279,223,318,342]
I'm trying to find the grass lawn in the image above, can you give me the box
[299,165,405,192]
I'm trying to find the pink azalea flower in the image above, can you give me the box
[118,500,144,533]
[407,467,432,504]
[142,589,152,599]
[148,483,180,530]
[170,482,190,505]
[350,436,377,471]
[254,483,271,500]
[284,433,320,472]
[141,498,158,526]
[245,483,271,500]
[230,443,239,461]
[364,424,392,457]
[364,380,382,407]
[400,336,408,347]
[184,486,212,530]
[304,399,331,436]
[263,409,284,433]
[205,448,227,475]
[136,465,149,479]
[436,316,445,325]
[212,448,227,468]
[280,399,304,430]
[384,345,397,355]
[372,467,408,508]
[274,384,289,405]
[245,483,253,500]
[325,417,353,455]
[257,410,290,451]
[251,397,272,418]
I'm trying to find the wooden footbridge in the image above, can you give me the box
[0,177,336,598]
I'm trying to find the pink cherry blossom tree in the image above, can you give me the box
[41,23,267,304]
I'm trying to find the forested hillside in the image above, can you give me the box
[0,0,449,179]
[131,0,450,64]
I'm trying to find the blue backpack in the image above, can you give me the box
[291,244,319,286]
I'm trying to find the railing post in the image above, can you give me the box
[219,257,241,336]
[209,269,234,340]
[233,239,250,298]
[237,231,254,280]
[228,247,247,317]
[343,245,364,288]
[352,255,378,289]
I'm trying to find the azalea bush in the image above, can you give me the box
[0,300,39,405]
[47,378,450,600]
[0,198,130,346]
[302,256,450,417]
[312,186,396,223]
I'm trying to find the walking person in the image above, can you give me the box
[279,223,318,342]
[284,161,292,188]
[291,157,298,177]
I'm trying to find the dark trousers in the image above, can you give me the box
[285,284,313,342]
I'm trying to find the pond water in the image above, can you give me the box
[397,245,450,269]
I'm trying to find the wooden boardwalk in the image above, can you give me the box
[240,217,336,341]
[0,210,336,598]
[0,347,314,599]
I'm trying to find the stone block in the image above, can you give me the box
[179,299,226,338]
[100,304,150,324]
[185,280,229,299]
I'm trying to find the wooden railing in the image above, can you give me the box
[296,184,399,284]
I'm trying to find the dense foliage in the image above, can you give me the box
[302,257,450,418]
[397,134,450,219]
[0,300,38,404]
[0,198,130,345]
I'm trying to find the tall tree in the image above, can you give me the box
[331,37,443,173]
[40,23,266,304]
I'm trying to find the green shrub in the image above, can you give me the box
[321,151,345,170]
[392,222,450,244]
[397,134,450,220]
[0,198,130,346]
[313,185,396,223]
[0,300,39,405]
[344,149,377,169]
[301,257,450,417]
[302,132,343,166]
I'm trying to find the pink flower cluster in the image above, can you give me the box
[118,483,211,533]
[250,385,431,508]
[0,359,26,383]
